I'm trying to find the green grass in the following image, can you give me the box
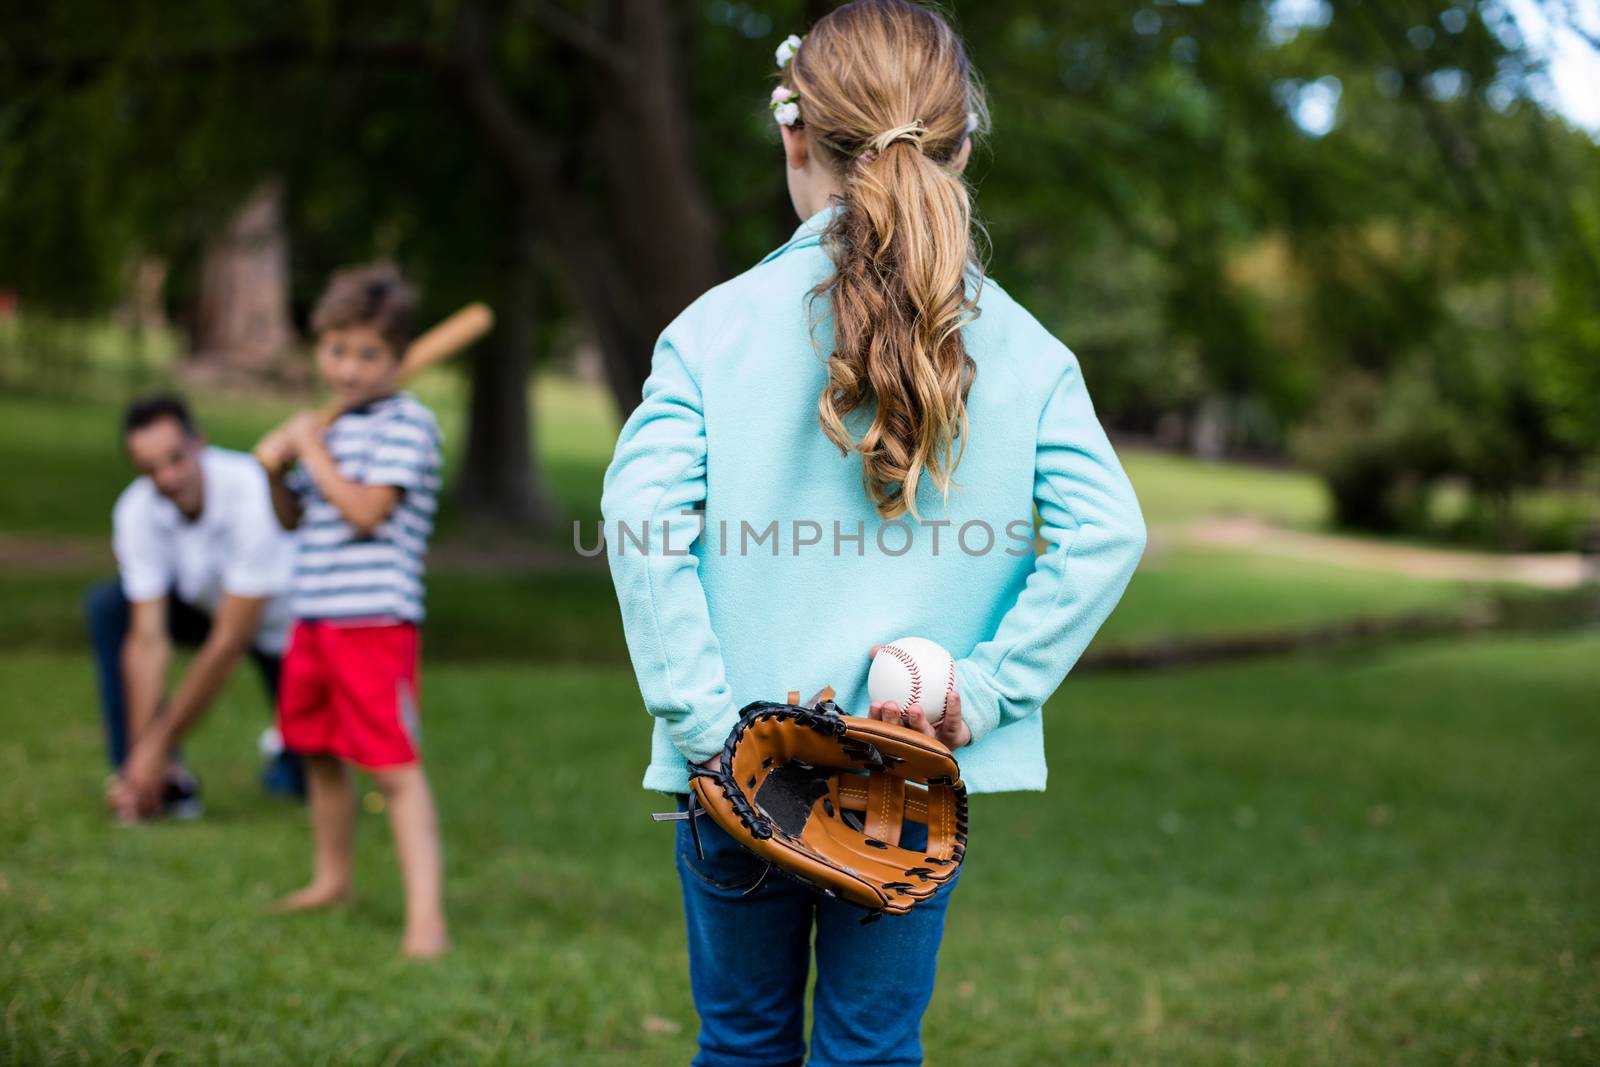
[0,370,614,544]
[0,568,630,667]
[2,634,1596,1065]
[2,357,1595,1064]
[0,391,301,539]
[1097,546,1498,647]
[1119,448,1330,528]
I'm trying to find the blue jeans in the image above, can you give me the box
[84,579,302,794]
[674,793,960,1067]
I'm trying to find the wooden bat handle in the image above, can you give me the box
[255,302,494,474]
[402,302,494,377]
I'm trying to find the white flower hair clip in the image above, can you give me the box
[771,32,805,126]
[771,84,801,127]
[966,110,980,135]
[775,33,804,69]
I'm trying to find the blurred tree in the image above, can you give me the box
[187,180,299,386]
[958,0,1599,540]
[0,0,735,525]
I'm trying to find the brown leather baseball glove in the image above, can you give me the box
[672,688,968,920]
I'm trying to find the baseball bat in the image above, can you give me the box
[255,302,494,473]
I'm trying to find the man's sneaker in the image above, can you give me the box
[161,769,204,820]
[261,752,307,801]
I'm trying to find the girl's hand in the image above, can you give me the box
[867,644,973,750]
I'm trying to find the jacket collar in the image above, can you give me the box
[759,199,846,264]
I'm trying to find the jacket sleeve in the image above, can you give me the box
[600,329,741,765]
[952,350,1148,744]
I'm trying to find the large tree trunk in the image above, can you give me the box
[595,0,720,340]
[455,194,557,526]
[443,0,724,520]
[589,0,722,420]
[185,179,300,386]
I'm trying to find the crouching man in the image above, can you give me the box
[86,393,304,820]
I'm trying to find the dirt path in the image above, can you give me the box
[1173,516,1592,589]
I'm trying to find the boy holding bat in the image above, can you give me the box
[255,263,457,957]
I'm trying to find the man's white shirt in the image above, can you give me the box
[112,445,297,653]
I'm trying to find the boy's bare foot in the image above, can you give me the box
[401,920,449,959]
[272,882,351,912]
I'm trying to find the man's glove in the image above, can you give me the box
[679,691,968,920]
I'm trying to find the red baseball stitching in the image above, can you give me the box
[881,644,921,706]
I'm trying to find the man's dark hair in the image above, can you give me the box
[310,262,418,357]
[122,392,197,439]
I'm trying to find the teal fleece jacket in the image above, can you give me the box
[601,201,1147,795]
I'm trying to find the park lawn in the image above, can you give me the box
[1117,448,1329,529]
[2,634,1596,1065]
[0,371,610,544]
[1095,546,1499,649]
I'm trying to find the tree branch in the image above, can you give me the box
[441,1,561,188]
[520,1,634,82]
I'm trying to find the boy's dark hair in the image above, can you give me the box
[310,262,418,358]
[122,392,197,439]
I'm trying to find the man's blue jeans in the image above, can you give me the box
[674,793,960,1067]
[84,579,302,794]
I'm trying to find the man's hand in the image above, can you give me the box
[108,776,145,824]
[114,735,168,820]
[866,643,973,751]
[112,595,263,824]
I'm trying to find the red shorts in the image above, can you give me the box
[277,619,422,769]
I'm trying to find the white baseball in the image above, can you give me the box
[868,636,956,726]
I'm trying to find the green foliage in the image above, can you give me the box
[1292,369,1459,532]
[955,1,1600,540]
[1530,209,1600,459]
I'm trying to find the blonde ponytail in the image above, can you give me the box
[783,0,990,522]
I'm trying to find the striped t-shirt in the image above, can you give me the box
[287,391,443,623]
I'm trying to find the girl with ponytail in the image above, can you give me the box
[602,2,1146,1062]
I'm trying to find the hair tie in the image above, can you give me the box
[868,120,928,155]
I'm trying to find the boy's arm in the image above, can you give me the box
[288,413,401,535]
[257,422,305,529]
[268,465,304,529]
